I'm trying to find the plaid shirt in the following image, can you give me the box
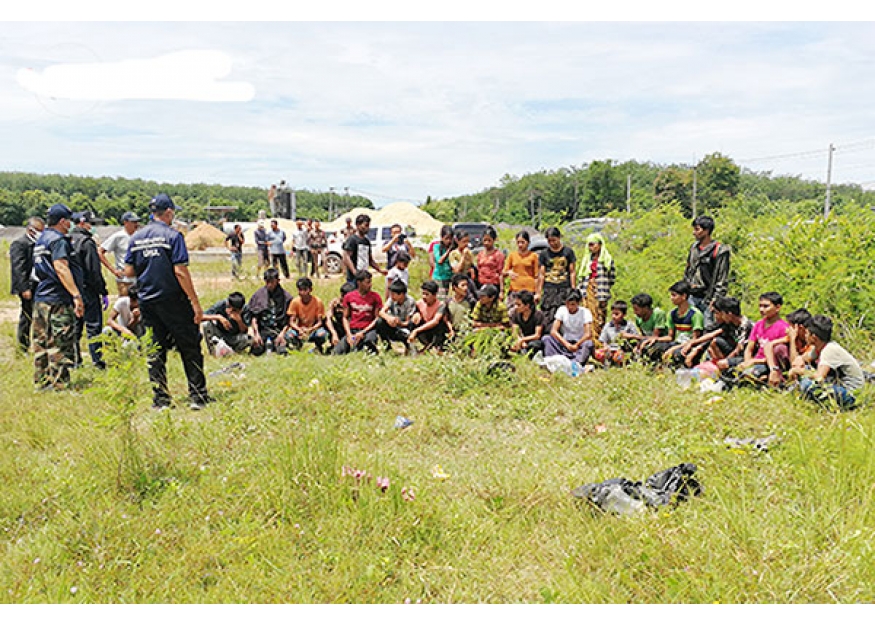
[578,257,616,302]
[472,300,510,326]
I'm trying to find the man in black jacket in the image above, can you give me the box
[70,212,109,369]
[9,217,45,352]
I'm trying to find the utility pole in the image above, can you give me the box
[626,174,631,213]
[344,186,350,212]
[691,167,697,219]
[824,143,835,218]
[329,187,335,220]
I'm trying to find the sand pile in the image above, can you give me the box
[325,202,444,237]
[185,222,227,250]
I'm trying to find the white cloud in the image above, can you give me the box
[16,50,254,102]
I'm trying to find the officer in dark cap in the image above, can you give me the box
[70,211,109,369]
[124,193,212,410]
[9,216,45,352]
[31,203,85,390]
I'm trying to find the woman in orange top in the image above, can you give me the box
[502,230,540,313]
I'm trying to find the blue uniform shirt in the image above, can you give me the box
[124,220,189,302]
[33,227,83,305]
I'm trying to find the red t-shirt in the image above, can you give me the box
[477,248,505,286]
[343,289,383,330]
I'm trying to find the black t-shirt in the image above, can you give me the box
[226,232,243,253]
[342,234,372,281]
[538,246,576,288]
[206,299,251,336]
[511,309,546,338]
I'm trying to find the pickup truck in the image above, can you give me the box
[324,224,425,274]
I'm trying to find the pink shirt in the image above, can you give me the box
[748,317,789,359]
[476,248,505,286]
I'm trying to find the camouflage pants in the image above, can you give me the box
[32,301,77,389]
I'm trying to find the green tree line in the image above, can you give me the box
[0,172,374,226]
[421,153,875,226]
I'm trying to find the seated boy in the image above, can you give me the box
[333,270,382,355]
[796,314,864,409]
[623,292,668,358]
[104,285,145,339]
[327,282,356,350]
[444,273,473,343]
[683,296,751,370]
[508,290,545,358]
[784,308,816,373]
[201,291,252,355]
[376,279,420,351]
[738,291,791,386]
[471,284,510,330]
[281,277,329,353]
[384,251,411,301]
[640,281,704,367]
[408,280,449,351]
[543,288,594,365]
[595,300,637,366]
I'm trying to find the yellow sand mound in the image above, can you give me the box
[185,222,226,250]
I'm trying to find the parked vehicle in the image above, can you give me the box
[324,224,422,275]
[452,222,490,252]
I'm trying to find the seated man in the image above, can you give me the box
[445,273,473,343]
[326,282,356,351]
[640,281,704,367]
[281,277,329,353]
[738,291,790,386]
[543,288,594,365]
[679,296,751,370]
[375,279,419,352]
[623,292,668,358]
[247,268,294,356]
[104,285,145,339]
[201,291,252,355]
[471,284,510,330]
[408,280,449,351]
[796,314,864,409]
[333,270,382,355]
[508,290,545,358]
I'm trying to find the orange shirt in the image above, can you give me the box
[286,295,326,327]
[504,250,539,293]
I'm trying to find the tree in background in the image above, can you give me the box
[696,152,740,212]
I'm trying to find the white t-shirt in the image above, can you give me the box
[100,229,131,272]
[292,228,310,251]
[386,266,409,288]
[554,305,593,342]
[819,342,864,391]
[113,297,134,329]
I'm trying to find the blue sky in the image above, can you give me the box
[2,15,875,207]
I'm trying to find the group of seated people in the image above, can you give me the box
[103,261,866,411]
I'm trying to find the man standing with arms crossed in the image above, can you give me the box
[31,204,84,390]
[124,193,212,410]
[9,216,44,353]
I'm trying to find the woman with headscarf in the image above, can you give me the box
[577,232,616,341]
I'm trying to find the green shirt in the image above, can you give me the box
[635,307,668,336]
[446,298,473,336]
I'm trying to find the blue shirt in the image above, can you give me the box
[33,227,83,305]
[124,220,189,302]
[268,228,286,255]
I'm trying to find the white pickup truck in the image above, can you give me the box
[324,224,426,274]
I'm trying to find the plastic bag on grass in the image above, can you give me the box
[572,463,702,515]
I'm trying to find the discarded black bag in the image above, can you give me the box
[572,463,702,515]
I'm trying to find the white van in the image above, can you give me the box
[324,224,424,274]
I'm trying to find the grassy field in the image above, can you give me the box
[1,251,874,603]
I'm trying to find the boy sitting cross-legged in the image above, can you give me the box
[280,277,329,353]
[408,280,450,352]
[738,291,791,387]
[543,288,594,366]
[595,300,638,367]
[796,314,864,409]
[508,289,545,359]
[639,281,704,367]
[376,279,420,354]
[623,292,668,360]
[333,270,382,355]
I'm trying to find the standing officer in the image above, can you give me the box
[31,204,84,390]
[71,212,109,369]
[9,216,45,352]
[124,193,212,410]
